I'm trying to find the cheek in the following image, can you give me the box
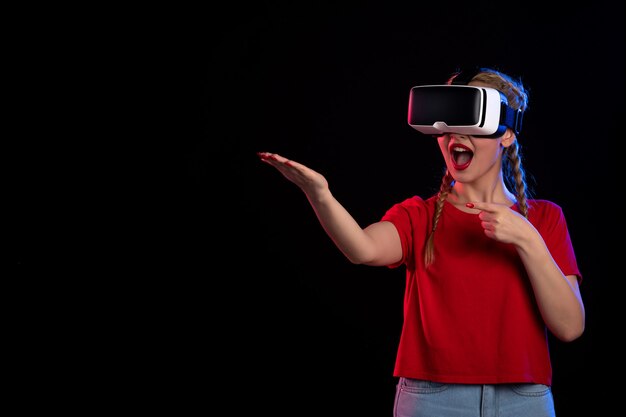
[437,137,448,154]
[475,144,503,163]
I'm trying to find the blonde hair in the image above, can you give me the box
[424,68,531,267]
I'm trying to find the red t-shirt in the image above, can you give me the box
[381,196,581,386]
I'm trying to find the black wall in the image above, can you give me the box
[11,2,623,415]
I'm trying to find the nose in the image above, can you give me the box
[449,133,470,141]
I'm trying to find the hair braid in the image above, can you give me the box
[424,170,454,266]
[505,141,531,218]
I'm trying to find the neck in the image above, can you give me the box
[449,173,516,206]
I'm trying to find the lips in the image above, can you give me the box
[450,143,473,170]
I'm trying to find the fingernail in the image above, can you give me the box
[466,203,474,208]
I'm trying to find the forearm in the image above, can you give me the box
[517,232,585,342]
[305,189,379,264]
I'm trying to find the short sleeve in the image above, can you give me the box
[380,196,431,270]
[531,200,582,284]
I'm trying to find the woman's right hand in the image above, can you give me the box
[257,152,329,197]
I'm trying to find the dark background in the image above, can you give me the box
[11,1,623,415]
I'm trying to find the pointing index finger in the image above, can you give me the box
[466,202,495,212]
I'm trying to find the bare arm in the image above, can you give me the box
[258,152,402,266]
[469,201,585,342]
[516,234,584,342]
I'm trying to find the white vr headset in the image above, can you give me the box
[407,85,523,138]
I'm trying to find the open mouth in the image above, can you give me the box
[450,144,473,170]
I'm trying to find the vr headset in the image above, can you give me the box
[407,85,523,138]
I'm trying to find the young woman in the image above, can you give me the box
[257,67,584,417]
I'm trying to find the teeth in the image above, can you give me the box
[452,146,469,152]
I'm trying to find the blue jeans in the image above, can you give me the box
[394,377,556,417]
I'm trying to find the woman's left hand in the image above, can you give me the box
[467,202,534,244]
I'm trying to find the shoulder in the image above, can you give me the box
[386,195,437,212]
[382,195,435,221]
[528,199,564,217]
[527,199,569,229]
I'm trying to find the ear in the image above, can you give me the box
[501,129,516,148]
